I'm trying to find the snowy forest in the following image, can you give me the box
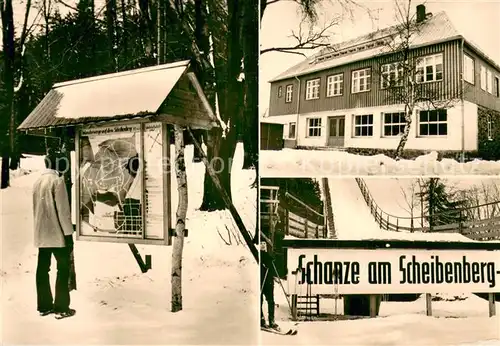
[0,0,258,211]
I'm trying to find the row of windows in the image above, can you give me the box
[305,109,449,138]
[277,52,500,102]
[278,53,444,102]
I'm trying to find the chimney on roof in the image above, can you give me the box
[416,4,426,23]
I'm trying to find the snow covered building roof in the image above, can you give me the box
[18,60,218,131]
[269,11,500,83]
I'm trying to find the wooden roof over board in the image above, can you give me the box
[18,60,219,132]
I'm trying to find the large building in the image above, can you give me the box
[266,5,500,154]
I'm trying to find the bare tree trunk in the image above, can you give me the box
[1,0,15,188]
[192,0,211,163]
[138,0,153,57]
[395,106,413,159]
[157,0,165,64]
[120,0,128,65]
[171,125,187,312]
[200,0,241,211]
[418,178,424,227]
[106,0,118,71]
[241,0,258,170]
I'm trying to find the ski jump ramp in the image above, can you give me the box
[328,178,472,243]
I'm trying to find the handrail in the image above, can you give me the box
[288,211,324,239]
[261,190,327,240]
[355,177,500,236]
[322,177,337,239]
[285,192,324,218]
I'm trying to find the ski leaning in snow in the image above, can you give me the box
[261,326,297,335]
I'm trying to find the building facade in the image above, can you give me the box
[266,6,500,154]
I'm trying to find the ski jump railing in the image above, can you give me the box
[354,178,500,241]
[283,192,327,239]
[260,188,327,240]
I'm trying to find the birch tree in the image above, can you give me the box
[171,124,188,312]
[398,179,420,229]
[378,0,466,159]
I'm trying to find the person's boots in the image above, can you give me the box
[268,304,279,330]
[268,320,279,330]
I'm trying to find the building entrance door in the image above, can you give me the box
[327,116,345,147]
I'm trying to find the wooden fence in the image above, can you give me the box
[283,192,326,239]
[355,178,500,240]
[287,210,326,239]
[260,186,327,239]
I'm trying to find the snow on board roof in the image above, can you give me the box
[18,60,218,131]
[269,11,500,83]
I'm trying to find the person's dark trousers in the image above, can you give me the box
[36,247,71,313]
[260,266,275,324]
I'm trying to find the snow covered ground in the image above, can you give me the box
[328,178,475,242]
[264,287,500,345]
[261,177,500,345]
[1,143,259,345]
[261,149,500,176]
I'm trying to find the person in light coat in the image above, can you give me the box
[33,151,76,319]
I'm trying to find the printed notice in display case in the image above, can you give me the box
[79,124,143,238]
[144,122,165,239]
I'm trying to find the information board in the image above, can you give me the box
[77,122,169,244]
[144,122,165,239]
[286,247,500,294]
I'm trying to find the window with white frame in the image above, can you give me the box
[353,114,373,137]
[289,122,296,139]
[464,54,475,84]
[383,112,406,136]
[285,85,293,103]
[487,69,493,94]
[419,109,447,136]
[416,54,443,83]
[305,79,320,100]
[307,118,322,137]
[495,77,500,97]
[326,74,343,97]
[381,63,403,88]
[278,86,283,98]
[352,68,371,93]
[480,65,487,90]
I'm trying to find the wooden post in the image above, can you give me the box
[369,295,378,317]
[304,210,309,238]
[489,293,496,317]
[171,125,187,312]
[291,294,298,321]
[426,293,432,316]
[285,208,289,236]
[269,200,275,253]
